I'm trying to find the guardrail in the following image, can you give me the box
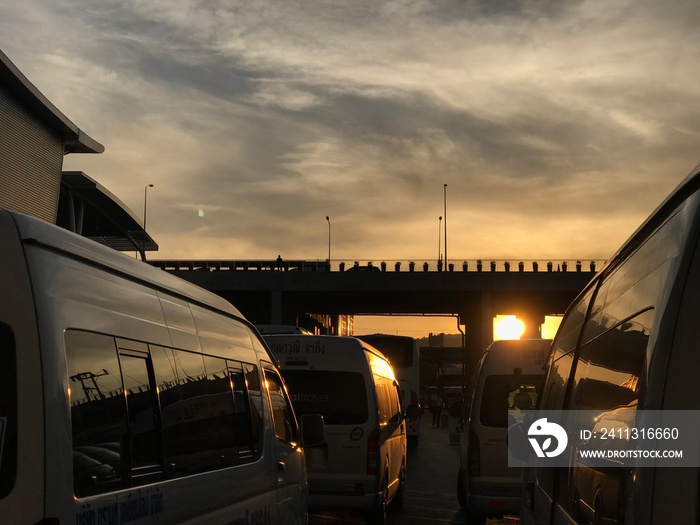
[150,258,607,273]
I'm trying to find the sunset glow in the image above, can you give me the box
[493,315,525,341]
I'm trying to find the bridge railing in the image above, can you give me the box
[150,258,608,273]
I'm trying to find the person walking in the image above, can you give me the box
[429,394,443,427]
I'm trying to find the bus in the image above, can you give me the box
[357,334,421,446]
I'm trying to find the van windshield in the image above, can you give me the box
[282,371,368,425]
[480,374,542,428]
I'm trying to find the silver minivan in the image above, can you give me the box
[457,338,550,524]
[521,163,700,525]
[264,335,420,524]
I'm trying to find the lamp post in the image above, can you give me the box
[326,216,331,268]
[438,216,442,270]
[143,184,154,261]
[443,184,448,268]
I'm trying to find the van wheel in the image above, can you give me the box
[393,463,406,511]
[368,475,389,525]
[457,467,467,509]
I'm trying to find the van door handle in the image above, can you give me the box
[277,461,285,482]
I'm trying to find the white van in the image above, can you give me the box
[517,164,700,525]
[263,335,418,524]
[0,209,321,524]
[458,338,550,524]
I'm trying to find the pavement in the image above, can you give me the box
[310,415,521,524]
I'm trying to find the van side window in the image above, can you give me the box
[265,369,297,443]
[117,345,161,485]
[374,375,400,424]
[66,331,127,497]
[542,287,596,412]
[0,324,17,500]
[243,363,265,456]
[229,362,256,462]
[66,330,266,498]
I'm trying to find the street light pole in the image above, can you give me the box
[326,216,331,268]
[443,184,448,269]
[143,184,154,261]
[438,216,442,269]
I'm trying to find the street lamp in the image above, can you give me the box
[438,216,442,270]
[443,184,448,268]
[326,216,331,268]
[143,184,154,261]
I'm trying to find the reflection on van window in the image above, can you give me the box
[67,331,126,497]
[66,330,266,498]
[572,310,652,411]
[374,375,401,425]
[480,374,542,428]
[283,371,369,425]
[265,370,297,443]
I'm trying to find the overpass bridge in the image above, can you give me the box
[150,257,604,355]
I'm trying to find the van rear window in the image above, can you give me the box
[282,371,368,425]
[480,374,542,428]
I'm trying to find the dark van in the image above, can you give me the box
[521,163,700,525]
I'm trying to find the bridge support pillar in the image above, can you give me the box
[271,290,282,324]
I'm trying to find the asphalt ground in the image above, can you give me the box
[310,416,520,524]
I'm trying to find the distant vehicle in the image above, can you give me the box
[520,163,700,525]
[0,209,322,524]
[256,324,313,335]
[356,334,422,446]
[457,338,550,524]
[345,263,381,272]
[264,334,420,524]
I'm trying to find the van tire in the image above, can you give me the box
[368,474,389,525]
[393,463,406,511]
[457,467,467,509]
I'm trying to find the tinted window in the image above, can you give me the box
[480,374,542,427]
[66,330,266,497]
[265,369,297,443]
[152,348,241,475]
[283,371,369,425]
[243,363,264,457]
[375,375,401,425]
[67,331,127,497]
[542,287,596,412]
[118,348,161,484]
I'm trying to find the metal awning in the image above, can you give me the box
[58,171,158,256]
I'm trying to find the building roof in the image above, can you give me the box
[0,50,104,154]
[58,171,157,254]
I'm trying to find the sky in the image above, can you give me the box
[2,1,700,337]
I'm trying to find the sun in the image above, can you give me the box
[493,315,525,341]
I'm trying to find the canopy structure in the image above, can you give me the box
[58,171,157,258]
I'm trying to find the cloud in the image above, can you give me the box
[1,0,699,263]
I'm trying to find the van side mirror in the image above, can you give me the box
[405,403,421,419]
[299,414,326,447]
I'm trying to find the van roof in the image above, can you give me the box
[7,210,244,320]
[263,334,392,376]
